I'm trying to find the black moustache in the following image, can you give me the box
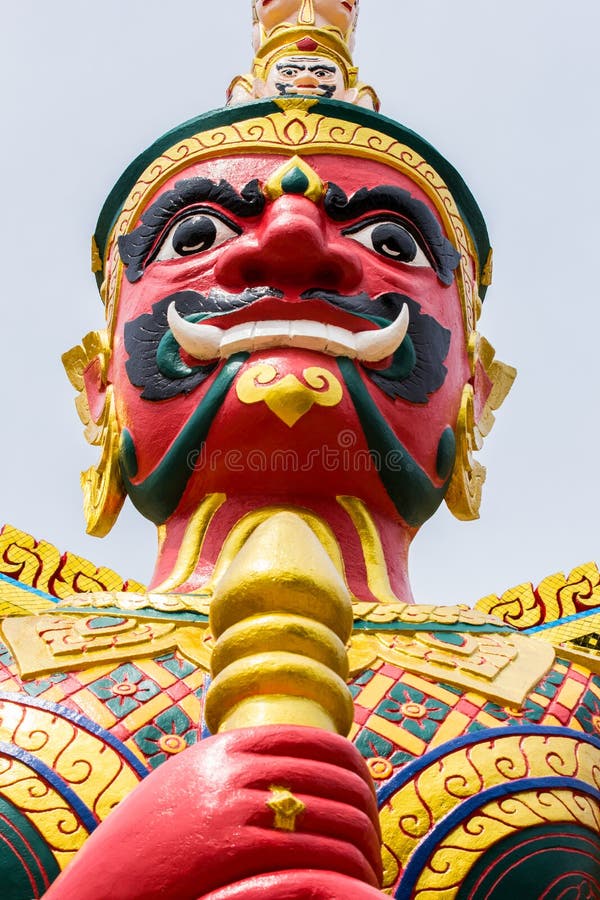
[193,286,284,314]
[300,289,407,323]
[198,286,406,323]
[124,287,450,405]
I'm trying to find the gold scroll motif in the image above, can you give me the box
[62,331,126,537]
[349,631,554,708]
[521,611,600,676]
[477,560,600,629]
[0,523,145,599]
[411,789,600,898]
[44,594,508,628]
[1,612,212,680]
[0,754,89,871]
[351,602,506,627]
[0,577,55,618]
[3,605,552,710]
[476,560,600,672]
[57,591,212,616]
[236,363,343,427]
[445,338,516,522]
[379,731,600,894]
[0,697,145,868]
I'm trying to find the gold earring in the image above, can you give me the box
[63,331,126,537]
[445,383,485,521]
[445,335,516,522]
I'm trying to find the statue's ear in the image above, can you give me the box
[252,75,268,98]
[445,334,516,521]
[472,336,516,451]
[63,331,110,444]
[62,331,126,537]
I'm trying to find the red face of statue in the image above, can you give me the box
[110,153,470,530]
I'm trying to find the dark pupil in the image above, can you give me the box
[172,216,217,256]
[371,223,417,262]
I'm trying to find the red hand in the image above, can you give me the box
[200,870,386,898]
[43,726,383,899]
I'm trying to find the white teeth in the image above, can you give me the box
[167,303,409,363]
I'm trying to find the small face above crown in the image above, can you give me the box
[265,54,347,97]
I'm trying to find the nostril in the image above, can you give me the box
[239,262,268,286]
[314,264,347,288]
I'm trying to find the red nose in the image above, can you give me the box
[215,195,363,293]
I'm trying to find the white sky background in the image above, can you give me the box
[0,1,598,606]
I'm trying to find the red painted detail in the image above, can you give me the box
[352,703,370,726]
[567,667,589,685]
[82,358,106,425]
[56,675,84,697]
[473,358,493,424]
[546,701,571,726]
[454,698,483,718]
[296,37,319,51]
[42,726,382,900]
[198,870,386,898]
[379,663,405,679]
[164,493,411,602]
[110,722,131,742]
[166,680,192,702]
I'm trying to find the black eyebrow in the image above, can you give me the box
[276,62,305,71]
[118,178,265,283]
[324,183,460,285]
[308,64,336,73]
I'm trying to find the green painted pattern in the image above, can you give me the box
[457,823,600,899]
[120,352,248,524]
[281,166,310,195]
[338,357,453,527]
[436,426,456,480]
[156,312,207,379]
[0,795,59,898]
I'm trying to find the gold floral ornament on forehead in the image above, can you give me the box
[229,0,376,107]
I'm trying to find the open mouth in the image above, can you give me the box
[167,300,409,362]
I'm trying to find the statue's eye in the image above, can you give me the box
[153,211,241,262]
[279,67,299,78]
[343,219,431,268]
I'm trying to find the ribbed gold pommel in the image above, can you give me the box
[205,512,355,735]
